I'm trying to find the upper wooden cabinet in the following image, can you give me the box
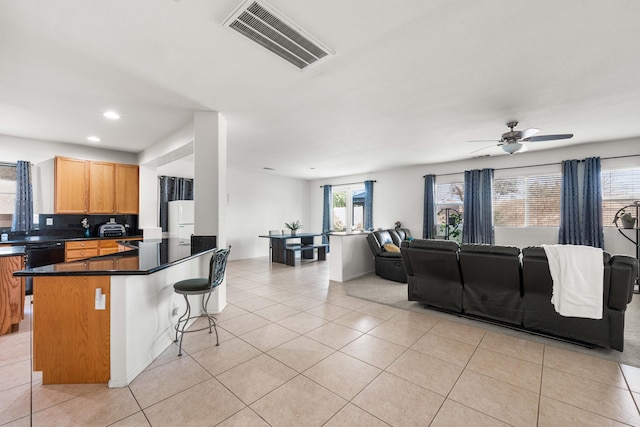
[89,161,116,214]
[115,164,139,214]
[55,157,139,214]
[54,157,89,214]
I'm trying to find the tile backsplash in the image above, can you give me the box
[1,214,139,239]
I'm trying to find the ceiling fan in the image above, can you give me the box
[470,121,573,155]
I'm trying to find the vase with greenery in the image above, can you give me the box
[285,220,302,235]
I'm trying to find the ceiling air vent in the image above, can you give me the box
[223,0,334,69]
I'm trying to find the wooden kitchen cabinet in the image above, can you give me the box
[115,164,139,214]
[0,255,26,335]
[66,240,99,261]
[65,239,138,261]
[54,157,139,214]
[55,157,89,214]
[88,161,116,214]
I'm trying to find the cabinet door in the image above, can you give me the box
[55,157,88,214]
[0,255,26,335]
[88,161,116,214]
[115,164,139,214]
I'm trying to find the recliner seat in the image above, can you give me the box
[366,228,411,283]
[459,243,522,326]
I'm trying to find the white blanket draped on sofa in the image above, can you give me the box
[541,244,604,319]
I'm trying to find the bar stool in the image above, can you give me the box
[173,247,230,356]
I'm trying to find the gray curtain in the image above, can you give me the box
[322,185,332,245]
[159,176,194,231]
[462,168,494,244]
[364,180,374,230]
[12,161,33,233]
[423,174,436,238]
[559,157,604,248]
[582,157,604,248]
[558,159,581,245]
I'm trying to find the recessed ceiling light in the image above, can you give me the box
[103,111,120,120]
[87,136,101,142]
[263,167,275,170]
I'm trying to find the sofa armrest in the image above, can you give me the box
[400,241,413,276]
[609,255,638,308]
[366,233,383,257]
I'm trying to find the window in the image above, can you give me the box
[493,174,561,227]
[0,165,16,228]
[601,168,640,226]
[332,184,365,232]
[435,182,464,237]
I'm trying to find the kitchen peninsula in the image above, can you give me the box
[15,239,220,387]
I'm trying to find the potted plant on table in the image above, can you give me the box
[285,220,302,236]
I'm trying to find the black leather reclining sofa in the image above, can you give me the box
[366,228,412,283]
[400,239,638,351]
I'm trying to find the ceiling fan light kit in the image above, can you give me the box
[502,142,523,155]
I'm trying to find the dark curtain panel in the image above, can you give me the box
[159,176,194,231]
[364,180,374,231]
[423,174,436,238]
[322,185,332,245]
[462,168,494,244]
[582,157,604,248]
[558,159,581,244]
[559,157,604,247]
[11,161,33,233]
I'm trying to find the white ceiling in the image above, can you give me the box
[1,0,640,179]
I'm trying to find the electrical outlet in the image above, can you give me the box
[46,217,53,226]
[110,217,116,223]
[95,288,106,310]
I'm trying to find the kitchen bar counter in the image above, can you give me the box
[0,245,26,256]
[15,238,221,387]
[14,238,200,277]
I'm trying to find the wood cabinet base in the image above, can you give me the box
[0,256,25,335]
[33,276,110,384]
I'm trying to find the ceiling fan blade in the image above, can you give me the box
[468,139,500,143]
[470,145,496,154]
[525,133,573,142]
[518,128,540,140]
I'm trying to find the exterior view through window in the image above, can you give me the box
[493,174,561,227]
[0,165,16,229]
[332,184,365,232]
[602,168,640,226]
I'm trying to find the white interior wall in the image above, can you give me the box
[226,167,310,260]
[309,138,640,257]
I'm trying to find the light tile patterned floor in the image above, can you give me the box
[1,256,640,426]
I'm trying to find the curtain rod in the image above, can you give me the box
[424,153,640,178]
[320,180,376,188]
[0,162,17,168]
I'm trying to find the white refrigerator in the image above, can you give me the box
[168,200,194,259]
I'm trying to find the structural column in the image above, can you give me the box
[193,111,228,313]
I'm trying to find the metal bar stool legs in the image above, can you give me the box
[174,292,219,356]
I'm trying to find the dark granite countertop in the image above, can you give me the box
[0,246,26,257]
[1,234,143,245]
[14,238,215,277]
